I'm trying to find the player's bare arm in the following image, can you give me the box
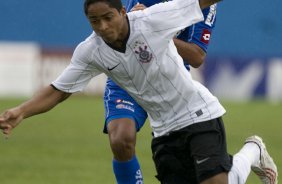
[0,85,71,136]
[173,38,206,68]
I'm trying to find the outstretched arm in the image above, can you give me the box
[0,85,71,136]
[199,0,222,9]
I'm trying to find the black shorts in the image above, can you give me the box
[151,117,233,184]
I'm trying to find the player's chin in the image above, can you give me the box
[101,34,116,43]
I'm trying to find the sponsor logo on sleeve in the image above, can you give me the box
[201,29,211,44]
[205,4,217,27]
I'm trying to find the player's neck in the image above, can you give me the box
[105,16,130,53]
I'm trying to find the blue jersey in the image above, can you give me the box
[126,0,217,54]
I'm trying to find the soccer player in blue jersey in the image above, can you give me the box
[103,0,217,183]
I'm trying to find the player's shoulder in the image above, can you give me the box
[127,9,145,20]
[74,32,102,55]
[71,32,102,62]
[201,4,217,17]
[78,32,103,49]
[127,11,148,31]
[200,4,217,28]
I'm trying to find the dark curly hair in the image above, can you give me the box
[84,0,123,15]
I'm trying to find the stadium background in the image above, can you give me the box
[1,0,282,100]
[0,0,281,183]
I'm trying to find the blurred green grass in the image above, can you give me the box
[0,96,281,184]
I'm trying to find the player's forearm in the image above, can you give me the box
[19,85,71,119]
[199,0,222,9]
[173,38,206,68]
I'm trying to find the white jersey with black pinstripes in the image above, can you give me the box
[52,0,226,137]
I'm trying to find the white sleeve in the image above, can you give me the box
[52,43,102,93]
[142,0,204,40]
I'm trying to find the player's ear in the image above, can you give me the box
[120,6,126,17]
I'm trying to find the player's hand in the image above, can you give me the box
[130,3,147,12]
[0,108,23,137]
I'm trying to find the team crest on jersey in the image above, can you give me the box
[133,40,153,63]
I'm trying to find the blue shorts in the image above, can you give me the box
[103,78,148,133]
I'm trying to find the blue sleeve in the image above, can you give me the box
[176,4,217,53]
[125,0,139,12]
[126,0,164,12]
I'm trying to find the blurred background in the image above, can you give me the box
[0,0,282,100]
[0,0,281,184]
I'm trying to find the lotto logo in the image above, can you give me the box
[201,29,211,44]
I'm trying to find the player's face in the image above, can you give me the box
[86,2,127,44]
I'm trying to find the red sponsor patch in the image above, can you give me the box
[201,29,211,44]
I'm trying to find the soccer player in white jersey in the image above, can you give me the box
[0,0,278,183]
[103,1,217,183]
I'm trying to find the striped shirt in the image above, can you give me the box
[52,0,225,137]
